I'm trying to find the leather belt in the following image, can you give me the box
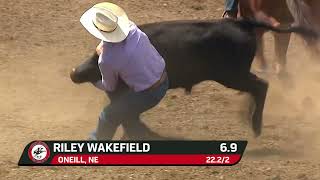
[145,70,167,91]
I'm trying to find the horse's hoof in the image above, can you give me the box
[278,71,295,89]
[253,126,262,138]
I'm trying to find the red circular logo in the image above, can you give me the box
[28,141,50,163]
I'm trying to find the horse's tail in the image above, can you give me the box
[286,0,313,29]
[236,18,319,40]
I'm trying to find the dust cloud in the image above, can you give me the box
[250,33,320,160]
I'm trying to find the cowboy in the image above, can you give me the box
[79,2,169,140]
[223,0,239,18]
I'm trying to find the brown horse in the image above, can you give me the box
[239,0,319,75]
[286,0,320,56]
[287,0,320,30]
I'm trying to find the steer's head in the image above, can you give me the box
[70,52,102,84]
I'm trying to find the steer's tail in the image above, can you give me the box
[236,17,319,39]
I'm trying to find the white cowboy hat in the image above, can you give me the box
[80,2,131,43]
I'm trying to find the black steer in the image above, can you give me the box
[70,18,317,137]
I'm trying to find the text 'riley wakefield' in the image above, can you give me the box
[53,143,151,153]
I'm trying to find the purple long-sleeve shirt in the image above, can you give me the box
[94,23,165,92]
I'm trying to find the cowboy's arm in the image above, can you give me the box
[92,42,106,90]
[93,62,119,92]
[92,80,105,90]
[92,42,104,90]
[92,42,119,92]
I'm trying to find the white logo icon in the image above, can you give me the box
[28,141,50,163]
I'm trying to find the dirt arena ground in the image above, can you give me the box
[1,0,320,179]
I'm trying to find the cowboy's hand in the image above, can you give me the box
[96,41,103,55]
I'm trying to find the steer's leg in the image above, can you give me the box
[216,72,268,137]
[247,74,268,137]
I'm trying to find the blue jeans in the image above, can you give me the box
[90,77,169,140]
[225,0,239,12]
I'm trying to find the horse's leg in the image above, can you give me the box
[305,37,320,60]
[274,33,291,76]
[216,72,269,137]
[255,30,268,72]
